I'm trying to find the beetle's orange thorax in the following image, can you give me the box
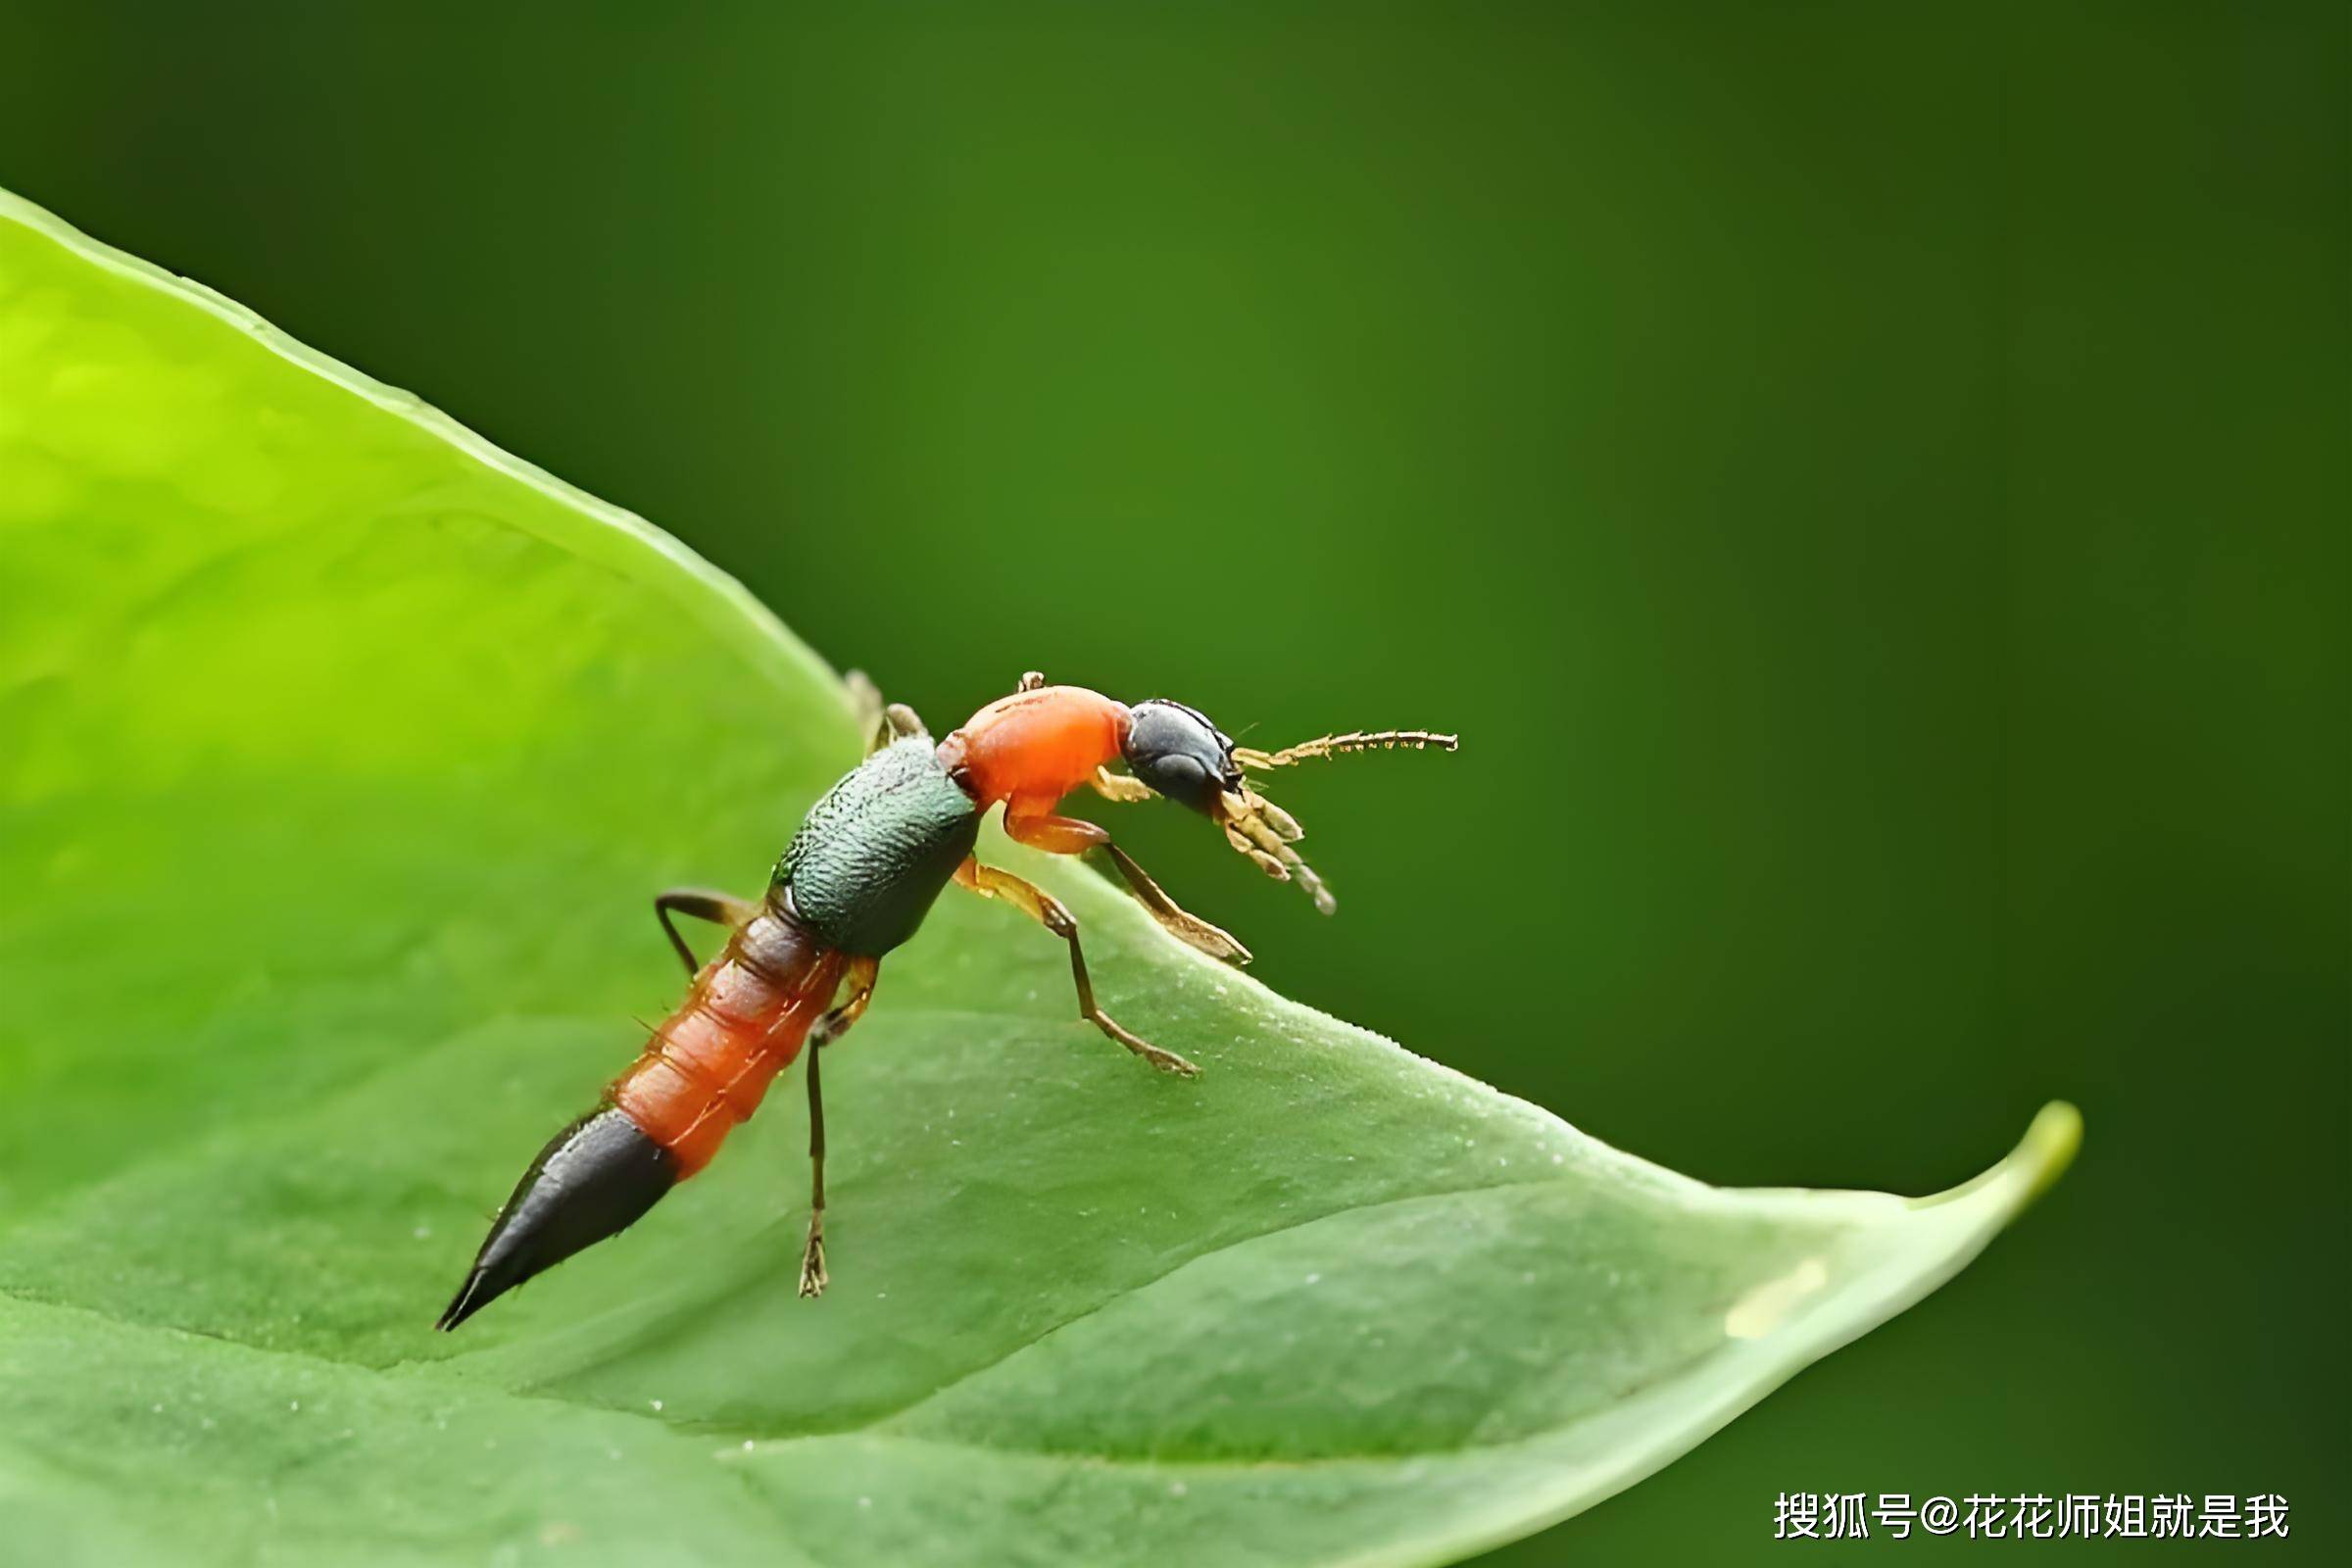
[939,685,1132,810]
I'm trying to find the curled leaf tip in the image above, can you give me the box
[1916,1100,2082,1218]
[2016,1099,2083,1205]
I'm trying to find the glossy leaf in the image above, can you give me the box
[0,189,2077,1568]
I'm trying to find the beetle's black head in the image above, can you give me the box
[1116,697,1458,918]
[1120,699,1242,817]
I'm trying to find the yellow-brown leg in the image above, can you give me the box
[1004,802,1249,962]
[1093,843,1250,964]
[799,956,879,1299]
[1003,805,1109,855]
[810,956,880,1049]
[954,858,1200,1076]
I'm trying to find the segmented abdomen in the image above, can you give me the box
[609,903,843,1176]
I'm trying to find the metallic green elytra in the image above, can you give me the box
[775,735,981,956]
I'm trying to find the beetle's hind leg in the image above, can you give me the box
[955,857,1199,1077]
[653,889,760,977]
[798,1040,831,1298]
[797,956,878,1299]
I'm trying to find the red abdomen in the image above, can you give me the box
[610,905,844,1176]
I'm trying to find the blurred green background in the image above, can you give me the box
[3,0,2341,1560]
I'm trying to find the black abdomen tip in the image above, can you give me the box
[435,1107,679,1332]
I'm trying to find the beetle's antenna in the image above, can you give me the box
[1234,729,1458,770]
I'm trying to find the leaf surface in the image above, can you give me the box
[0,189,2076,1568]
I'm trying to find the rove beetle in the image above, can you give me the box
[437,671,1455,1330]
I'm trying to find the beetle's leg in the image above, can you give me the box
[845,670,928,755]
[799,1033,830,1298]
[1088,764,1155,805]
[1090,843,1251,964]
[1003,800,1112,855]
[797,956,877,1299]
[653,889,760,978]
[954,858,1200,1077]
[810,955,879,1049]
[1005,798,1248,962]
[845,669,890,754]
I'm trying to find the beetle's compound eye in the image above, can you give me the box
[1122,700,1238,816]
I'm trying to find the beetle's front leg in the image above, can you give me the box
[1004,802,1249,963]
[1088,843,1250,964]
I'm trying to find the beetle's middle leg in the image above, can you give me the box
[1004,802,1249,964]
[954,857,1199,1077]
[653,889,760,977]
[796,956,878,1299]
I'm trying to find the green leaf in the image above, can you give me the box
[0,187,2078,1568]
